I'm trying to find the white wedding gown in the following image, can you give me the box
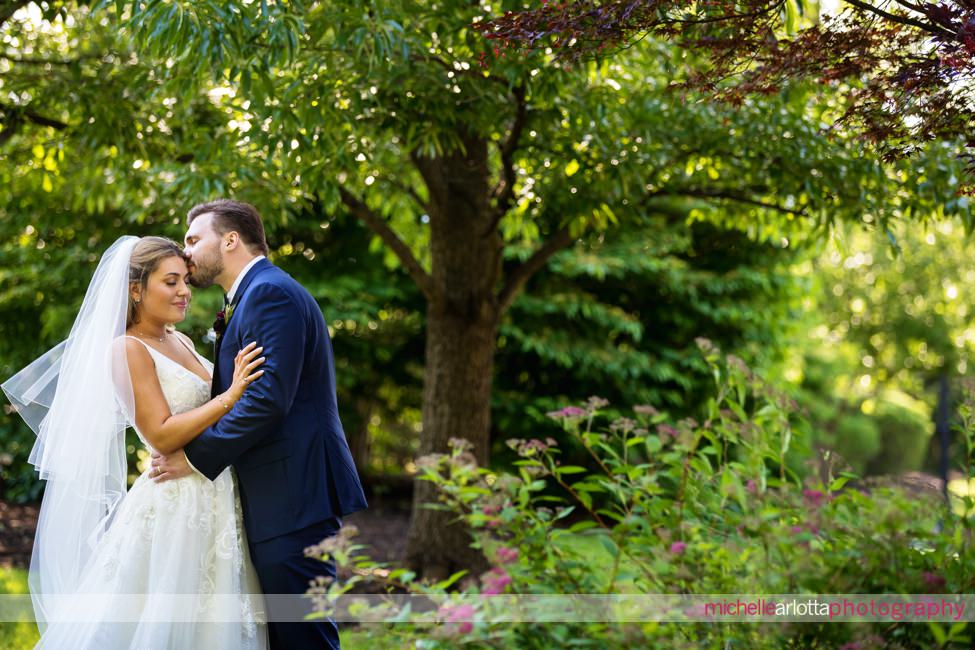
[35,337,268,649]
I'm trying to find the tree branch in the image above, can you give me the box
[19,107,69,130]
[485,83,529,236]
[841,0,956,38]
[338,186,437,301]
[0,101,69,147]
[409,52,508,86]
[498,226,575,314]
[643,187,808,217]
[890,0,926,13]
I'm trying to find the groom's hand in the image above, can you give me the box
[150,449,193,483]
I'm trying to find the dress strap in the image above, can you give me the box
[123,335,158,365]
[124,335,153,351]
[172,332,214,380]
[172,332,195,356]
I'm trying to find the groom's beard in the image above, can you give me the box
[187,251,224,289]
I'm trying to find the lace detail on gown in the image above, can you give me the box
[35,336,268,650]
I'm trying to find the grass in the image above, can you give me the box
[0,567,39,650]
[0,566,404,649]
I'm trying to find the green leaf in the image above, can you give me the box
[829,476,849,492]
[597,533,619,558]
[431,570,468,590]
[929,622,947,644]
[568,520,598,533]
[557,465,588,474]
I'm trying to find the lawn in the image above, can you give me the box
[0,567,401,649]
[0,567,38,650]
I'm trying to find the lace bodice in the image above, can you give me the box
[126,335,213,447]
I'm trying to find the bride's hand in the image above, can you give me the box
[228,341,265,402]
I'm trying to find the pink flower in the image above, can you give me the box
[495,546,519,564]
[802,489,825,507]
[439,603,475,635]
[669,541,687,555]
[444,603,475,622]
[545,406,587,419]
[481,567,512,594]
[585,396,609,411]
[746,479,758,494]
[790,525,803,535]
[656,424,679,439]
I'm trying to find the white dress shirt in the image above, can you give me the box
[227,255,266,304]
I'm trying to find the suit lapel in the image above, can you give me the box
[210,258,273,397]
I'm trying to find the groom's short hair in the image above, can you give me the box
[186,199,270,256]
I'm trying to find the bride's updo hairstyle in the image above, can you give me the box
[127,236,187,328]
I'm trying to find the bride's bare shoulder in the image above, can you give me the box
[111,333,151,363]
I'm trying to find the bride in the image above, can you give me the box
[2,235,269,648]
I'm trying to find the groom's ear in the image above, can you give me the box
[224,231,241,251]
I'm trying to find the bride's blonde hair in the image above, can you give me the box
[127,236,186,328]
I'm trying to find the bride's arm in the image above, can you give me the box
[125,338,265,455]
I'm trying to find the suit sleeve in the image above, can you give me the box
[184,282,306,480]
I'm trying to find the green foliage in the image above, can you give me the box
[867,400,935,476]
[493,213,813,459]
[308,342,975,647]
[71,0,974,244]
[2,0,973,502]
[814,218,975,393]
[786,216,975,477]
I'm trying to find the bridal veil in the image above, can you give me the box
[1,235,140,631]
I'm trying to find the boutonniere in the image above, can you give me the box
[213,303,236,340]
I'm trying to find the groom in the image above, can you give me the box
[150,199,368,649]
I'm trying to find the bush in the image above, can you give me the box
[867,399,932,476]
[309,339,974,649]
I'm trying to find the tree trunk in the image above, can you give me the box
[403,302,498,578]
[403,132,502,579]
[347,396,372,476]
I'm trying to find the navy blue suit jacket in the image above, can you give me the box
[185,258,368,543]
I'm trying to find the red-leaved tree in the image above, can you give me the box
[477,0,975,192]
